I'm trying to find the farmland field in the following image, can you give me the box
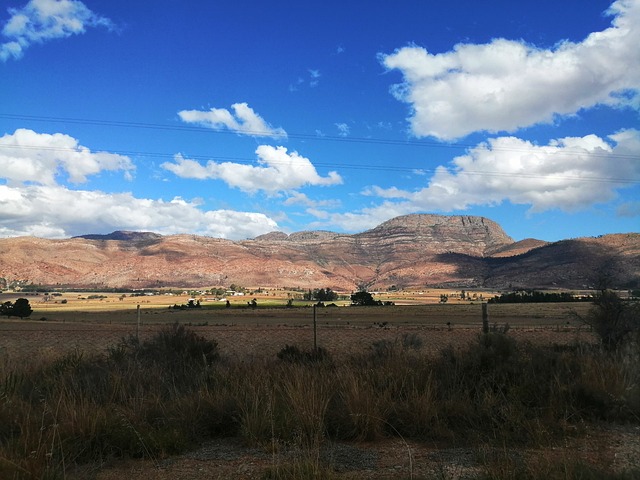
[0,290,596,361]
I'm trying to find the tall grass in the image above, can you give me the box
[0,323,638,479]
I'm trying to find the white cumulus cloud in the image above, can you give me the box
[410,130,640,213]
[0,129,279,239]
[380,0,640,140]
[162,145,342,194]
[323,129,640,232]
[0,184,278,239]
[1,0,114,61]
[178,102,287,139]
[0,128,134,185]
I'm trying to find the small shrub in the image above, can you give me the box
[401,332,423,350]
[231,366,276,446]
[106,323,220,398]
[369,339,394,360]
[110,322,219,369]
[277,345,329,364]
[582,290,639,350]
[330,370,389,441]
[277,344,303,362]
[465,332,520,377]
[280,365,334,449]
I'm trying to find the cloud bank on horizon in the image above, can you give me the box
[0,0,638,241]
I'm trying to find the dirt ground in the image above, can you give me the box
[68,423,640,479]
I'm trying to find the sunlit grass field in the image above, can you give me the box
[1,289,593,327]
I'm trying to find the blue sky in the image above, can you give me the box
[0,0,638,242]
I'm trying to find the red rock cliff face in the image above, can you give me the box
[245,215,514,289]
[356,215,513,288]
[356,215,513,256]
[0,214,637,291]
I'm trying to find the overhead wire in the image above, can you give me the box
[1,113,639,185]
[3,113,640,159]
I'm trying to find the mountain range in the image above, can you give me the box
[0,214,638,291]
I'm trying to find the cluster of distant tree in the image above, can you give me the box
[170,299,201,310]
[488,290,591,304]
[0,298,33,318]
[303,288,339,302]
[350,291,394,306]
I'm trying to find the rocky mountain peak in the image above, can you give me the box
[74,231,163,242]
[359,214,513,256]
[373,214,511,239]
[254,231,289,241]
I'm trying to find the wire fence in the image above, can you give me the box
[0,303,598,363]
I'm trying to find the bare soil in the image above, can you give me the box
[70,424,640,479]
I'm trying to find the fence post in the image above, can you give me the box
[313,304,317,351]
[136,304,141,341]
[482,302,489,334]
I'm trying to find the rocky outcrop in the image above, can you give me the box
[0,215,637,290]
[74,231,163,242]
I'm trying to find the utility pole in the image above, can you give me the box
[482,302,489,334]
[313,304,317,352]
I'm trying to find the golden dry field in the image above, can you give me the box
[0,289,596,362]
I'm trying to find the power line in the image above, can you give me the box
[1,142,638,185]
[1,113,639,185]
[2,112,640,160]
[2,112,458,148]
